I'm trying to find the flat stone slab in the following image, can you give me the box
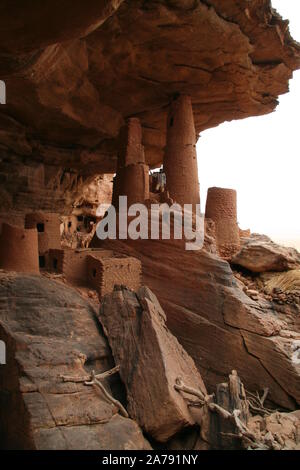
[98,285,207,442]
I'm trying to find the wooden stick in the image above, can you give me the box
[58,365,128,418]
[260,387,269,406]
[174,377,206,402]
[59,365,120,383]
[85,371,128,418]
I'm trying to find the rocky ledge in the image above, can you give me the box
[0,0,299,175]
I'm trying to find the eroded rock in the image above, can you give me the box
[0,273,150,450]
[232,235,300,273]
[98,285,207,442]
[0,1,299,176]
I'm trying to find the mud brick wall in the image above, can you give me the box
[164,95,200,208]
[49,248,114,285]
[112,118,149,208]
[118,118,145,168]
[205,187,240,256]
[49,249,88,284]
[87,255,142,298]
[25,212,61,256]
[0,223,39,273]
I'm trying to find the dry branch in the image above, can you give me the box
[58,365,128,418]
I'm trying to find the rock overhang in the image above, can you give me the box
[0,0,299,174]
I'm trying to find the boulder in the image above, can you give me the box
[0,272,150,450]
[98,285,207,442]
[231,235,300,273]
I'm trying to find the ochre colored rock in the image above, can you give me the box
[0,1,299,176]
[0,273,150,450]
[98,285,207,442]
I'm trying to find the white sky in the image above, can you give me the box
[198,0,300,248]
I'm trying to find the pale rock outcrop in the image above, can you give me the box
[232,235,300,273]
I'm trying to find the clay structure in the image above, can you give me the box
[87,255,142,298]
[25,212,61,267]
[49,248,113,284]
[49,248,141,297]
[112,118,149,208]
[0,223,39,274]
[205,187,240,257]
[164,95,200,209]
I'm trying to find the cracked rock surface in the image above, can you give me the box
[0,272,150,450]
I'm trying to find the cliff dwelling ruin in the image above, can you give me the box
[0,0,300,453]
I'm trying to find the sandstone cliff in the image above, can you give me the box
[0,1,299,210]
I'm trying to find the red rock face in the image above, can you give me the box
[0,273,150,450]
[98,285,207,442]
[0,1,299,180]
[91,234,300,411]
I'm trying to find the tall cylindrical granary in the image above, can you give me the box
[163,94,200,209]
[205,187,240,257]
[112,117,149,208]
[0,223,39,273]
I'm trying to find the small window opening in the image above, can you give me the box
[37,223,45,233]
